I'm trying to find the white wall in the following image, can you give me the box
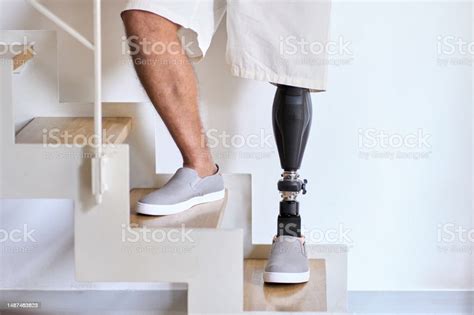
[1,0,472,291]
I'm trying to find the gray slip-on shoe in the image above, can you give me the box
[263,235,310,284]
[136,166,225,216]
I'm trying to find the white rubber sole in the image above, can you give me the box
[263,270,310,284]
[136,189,225,216]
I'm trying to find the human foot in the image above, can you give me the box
[136,165,225,216]
[263,235,310,284]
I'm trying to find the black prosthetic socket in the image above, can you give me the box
[272,85,312,237]
[273,85,312,170]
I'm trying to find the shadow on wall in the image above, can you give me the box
[195,19,242,172]
[194,18,277,173]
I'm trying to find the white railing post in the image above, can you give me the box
[26,0,106,203]
[92,0,104,204]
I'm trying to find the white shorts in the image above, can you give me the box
[123,0,331,91]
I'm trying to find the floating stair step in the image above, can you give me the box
[16,117,132,145]
[130,188,228,228]
[244,259,327,312]
[13,46,34,72]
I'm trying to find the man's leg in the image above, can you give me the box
[122,11,225,216]
[122,10,216,177]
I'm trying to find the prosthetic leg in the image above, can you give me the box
[273,84,312,237]
[262,84,313,284]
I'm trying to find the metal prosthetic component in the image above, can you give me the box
[272,85,312,237]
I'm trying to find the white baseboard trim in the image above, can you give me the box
[349,290,474,314]
[0,290,187,314]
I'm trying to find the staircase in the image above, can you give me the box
[1,28,348,315]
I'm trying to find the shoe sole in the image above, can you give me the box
[136,189,225,216]
[263,270,310,284]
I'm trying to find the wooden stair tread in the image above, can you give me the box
[13,46,34,71]
[130,188,227,228]
[16,117,132,145]
[244,259,327,312]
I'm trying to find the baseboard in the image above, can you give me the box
[0,290,187,314]
[348,290,474,314]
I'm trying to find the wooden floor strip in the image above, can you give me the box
[244,259,327,312]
